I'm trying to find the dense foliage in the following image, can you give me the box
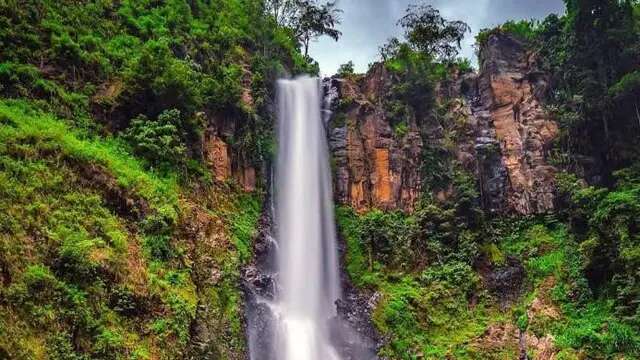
[5,0,640,359]
[337,204,640,358]
[0,0,319,168]
[0,100,186,358]
[264,0,342,56]
[477,0,640,178]
[398,4,470,62]
[0,0,317,358]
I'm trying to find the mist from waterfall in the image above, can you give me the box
[274,76,342,360]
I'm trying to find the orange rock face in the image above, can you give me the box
[328,64,423,212]
[203,130,231,182]
[373,148,392,206]
[236,166,256,192]
[477,33,558,215]
[329,34,557,215]
[203,124,257,192]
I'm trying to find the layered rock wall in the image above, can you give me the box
[475,33,558,215]
[202,115,258,192]
[329,33,558,215]
[328,64,423,212]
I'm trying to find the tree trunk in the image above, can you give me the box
[634,99,640,129]
[273,0,280,25]
[303,34,309,57]
[518,328,528,360]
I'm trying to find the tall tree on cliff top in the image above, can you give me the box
[265,0,342,57]
[265,0,301,27]
[399,3,470,61]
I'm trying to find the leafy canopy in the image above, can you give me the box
[265,0,342,56]
[398,3,470,61]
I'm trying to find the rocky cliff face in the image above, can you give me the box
[327,64,423,213]
[203,121,257,192]
[473,33,558,215]
[328,33,558,215]
[201,103,258,192]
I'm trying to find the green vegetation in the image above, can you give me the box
[123,109,189,170]
[0,0,319,358]
[0,0,319,169]
[265,0,343,57]
[491,1,640,177]
[337,61,356,78]
[0,97,263,359]
[5,0,640,358]
[328,1,640,359]
[0,100,192,358]
[337,206,491,359]
[476,19,540,46]
[337,204,640,359]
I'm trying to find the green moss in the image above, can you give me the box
[228,193,262,263]
[335,206,382,288]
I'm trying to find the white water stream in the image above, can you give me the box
[274,76,342,360]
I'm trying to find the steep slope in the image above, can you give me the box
[327,64,423,213]
[0,100,262,359]
[474,32,557,215]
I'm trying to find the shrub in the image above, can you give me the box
[337,61,355,77]
[142,208,177,261]
[124,109,187,169]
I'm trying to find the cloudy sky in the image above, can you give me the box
[308,0,565,75]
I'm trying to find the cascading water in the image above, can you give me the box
[274,76,342,360]
[244,76,377,360]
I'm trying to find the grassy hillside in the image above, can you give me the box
[0,99,263,359]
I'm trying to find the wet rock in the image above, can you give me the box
[242,188,279,360]
[483,256,526,307]
[329,228,381,360]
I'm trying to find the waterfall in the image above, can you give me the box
[274,76,342,360]
[245,76,377,360]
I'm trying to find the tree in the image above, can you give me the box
[264,0,301,28]
[379,37,402,61]
[337,60,355,77]
[265,0,342,57]
[295,0,342,57]
[545,0,640,172]
[398,3,470,61]
[124,109,187,168]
